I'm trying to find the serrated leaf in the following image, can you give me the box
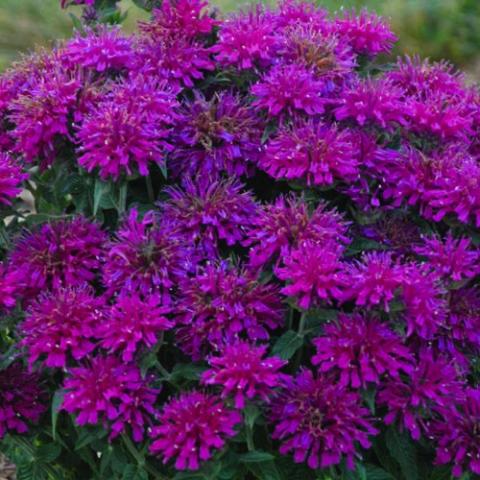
[240,451,275,463]
[51,390,64,441]
[386,427,419,480]
[272,330,303,360]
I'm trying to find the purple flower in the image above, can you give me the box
[62,356,159,442]
[202,341,286,408]
[343,251,406,310]
[334,9,397,56]
[274,0,329,30]
[433,388,480,477]
[150,391,241,470]
[0,364,46,439]
[139,0,215,40]
[170,92,264,178]
[334,77,408,129]
[401,264,447,339]
[260,119,358,186]
[271,369,378,469]
[61,0,94,7]
[378,349,464,440]
[414,234,480,281]
[77,75,178,179]
[275,241,346,309]
[10,217,106,300]
[176,261,284,360]
[0,152,27,205]
[211,6,279,70]
[252,64,328,118]
[0,264,20,310]
[162,176,257,257]
[10,66,80,168]
[245,195,350,268]
[99,293,172,362]
[102,209,193,302]
[19,286,104,368]
[62,26,135,73]
[312,313,413,388]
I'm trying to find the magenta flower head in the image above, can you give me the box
[102,208,193,302]
[433,388,480,477]
[162,176,257,258]
[62,26,135,73]
[176,261,284,360]
[246,196,350,268]
[260,119,358,186]
[274,0,329,30]
[414,234,480,281]
[170,92,263,178]
[252,64,328,118]
[378,349,464,440]
[150,391,241,470]
[0,152,27,205]
[334,9,397,56]
[0,263,20,310]
[10,217,106,300]
[77,75,178,179]
[276,241,346,309]
[401,264,447,339]
[139,0,215,40]
[10,66,80,168]
[271,369,378,470]
[99,293,172,362]
[211,6,279,70]
[312,313,413,388]
[0,364,46,439]
[62,356,159,442]
[19,286,104,368]
[334,77,408,129]
[343,251,406,310]
[202,342,286,408]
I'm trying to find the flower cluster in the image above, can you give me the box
[2,0,480,478]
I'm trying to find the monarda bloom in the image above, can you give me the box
[19,286,104,368]
[62,26,136,73]
[401,264,447,339]
[312,313,413,388]
[414,234,480,281]
[175,262,284,360]
[162,176,257,258]
[334,10,397,56]
[378,349,464,440]
[202,342,286,408]
[343,251,406,310]
[260,119,358,186]
[62,356,158,442]
[170,92,263,178]
[274,0,329,30]
[102,209,193,302]
[9,67,80,167]
[433,388,480,477]
[271,369,378,469]
[0,152,27,205]
[252,64,327,118]
[77,76,178,179]
[10,217,106,299]
[150,391,241,470]
[245,196,350,268]
[99,293,172,362]
[276,241,346,309]
[334,78,408,129]
[211,6,279,70]
[0,264,20,310]
[0,364,46,439]
[139,0,215,40]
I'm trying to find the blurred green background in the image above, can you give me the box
[1,0,479,72]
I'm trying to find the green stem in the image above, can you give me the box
[297,312,307,336]
[146,175,155,203]
[245,424,255,452]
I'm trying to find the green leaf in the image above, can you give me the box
[170,363,207,382]
[429,466,453,480]
[385,427,419,480]
[93,179,114,215]
[36,444,61,463]
[244,404,261,430]
[272,330,304,360]
[240,451,275,463]
[245,460,281,480]
[51,390,64,441]
[365,465,396,480]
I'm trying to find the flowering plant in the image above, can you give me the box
[0,1,479,479]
